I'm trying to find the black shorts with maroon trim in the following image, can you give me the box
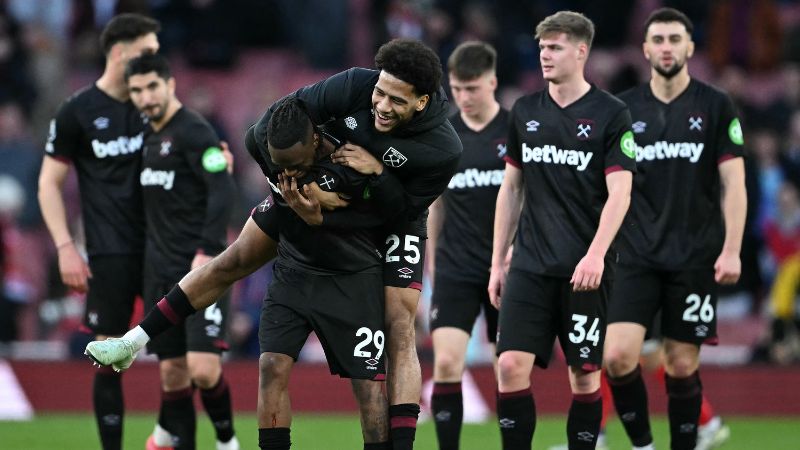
[143,272,230,359]
[84,254,143,336]
[496,269,609,371]
[429,274,498,343]
[382,231,426,291]
[608,264,718,345]
[259,263,385,380]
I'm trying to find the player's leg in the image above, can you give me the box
[256,265,314,450]
[661,268,718,450]
[382,229,426,450]
[186,293,239,450]
[429,279,485,450]
[559,279,610,450]
[154,356,196,450]
[85,214,278,369]
[495,271,557,450]
[85,255,142,450]
[351,379,390,450]
[603,266,660,449]
[313,271,389,449]
[431,327,469,450]
[257,352,294,450]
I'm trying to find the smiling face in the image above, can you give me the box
[644,21,694,79]
[268,123,318,179]
[538,32,587,84]
[371,71,429,133]
[449,71,496,119]
[128,71,173,124]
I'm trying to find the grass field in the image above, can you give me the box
[1,414,798,449]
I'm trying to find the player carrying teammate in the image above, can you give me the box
[488,11,635,449]
[603,8,746,450]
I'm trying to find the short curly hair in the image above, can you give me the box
[374,39,442,97]
[100,13,160,55]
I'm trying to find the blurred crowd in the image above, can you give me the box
[0,0,799,365]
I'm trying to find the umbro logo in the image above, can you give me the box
[526,120,540,132]
[695,325,709,337]
[345,116,357,130]
[383,147,407,167]
[430,306,439,321]
[621,412,636,422]
[498,418,516,428]
[93,117,109,130]
[365,358,379,366]
[633,121,647,133]
[579,346,591,358]
[577,431,595,442]
[435,411,452,422]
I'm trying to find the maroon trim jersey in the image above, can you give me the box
[45,85,146,256]
[435,109,509,284]
[616,79,744,269]
[505,86,636,278]
[140,108,235,280]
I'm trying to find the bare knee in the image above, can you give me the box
[188,362,222,389]
[497,352,531,389]
[663,341,699,377]
[259,352,293,388]
[604,343,639,378]
[159,357,190,391]
[434,349,464,381]
[569,369,600,394]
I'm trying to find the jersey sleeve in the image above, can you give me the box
[503,100,523,169]
[44,99,81,161]
[603,106,637,174]
[715,93,745,163]
[183,121,236,256]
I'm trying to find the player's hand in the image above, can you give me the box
[220,140,234,174]
[714,250,741,285]
[331,143,383,175]
[191,252,213,270]
[58,243,92,293]
[571,252,604,292]
[306,182,350,211]
[278,174,323,225]
[488,265,507,309]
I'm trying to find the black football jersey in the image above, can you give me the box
[250,68,463,236]
[140,108,235,280]
[617,79,745,269]
[506,86,636,278]
[45,85,146,256]
[435,109,509,284]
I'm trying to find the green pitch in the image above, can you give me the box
[0,413,797,449]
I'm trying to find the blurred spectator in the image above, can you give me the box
[751,128,787,231]
[0,101,42,228]
[0,11,38,118]
[782,110,800,190]
[707,0,783,73]
[758,183,800,364]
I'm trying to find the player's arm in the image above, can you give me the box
[186,125,237,268]
[38,156,92,292]
[488,162,523,308]
[571,170,632,291]
[715,158,746,284]
[425,196,445,281]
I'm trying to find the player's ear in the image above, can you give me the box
[167,77,176,93]
[415,94,429,112]
[489,74,498,90]
[577,42,588,61]
[687,38,695,58]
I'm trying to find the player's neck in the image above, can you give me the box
[150,100,183,132]
[460,101,500,132]
[650,69,691,104]
[96,64,129,102]
[548,78,591,108]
